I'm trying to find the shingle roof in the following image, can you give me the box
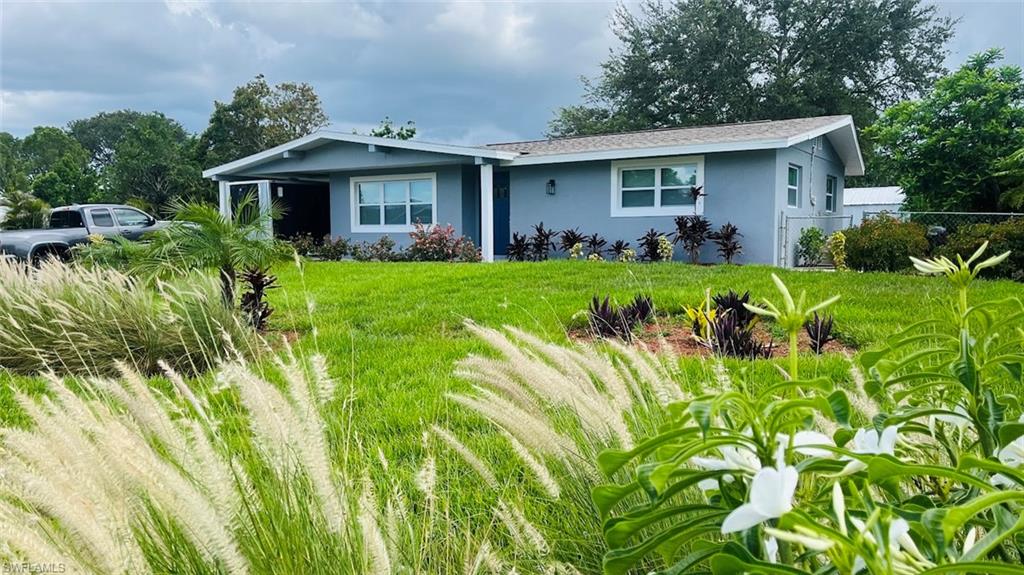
[843,187,904,206]
[485,115,850,156]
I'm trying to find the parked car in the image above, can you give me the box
[0,204,166,263]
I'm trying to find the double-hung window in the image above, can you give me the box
[351,173,435,232]
[787,164,802,208]
[825,175,837,213]
[611,156,704,217]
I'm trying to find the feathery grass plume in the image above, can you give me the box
[431,425,499,489]
[358,478,392,575]
[500,430,561,498]
[464,539,503,575]
[845,352,880,419]
[0,258,255,375]
[495,500,550,555]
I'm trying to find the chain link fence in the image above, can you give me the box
[861,211,1023,234]
[779,214,853,268]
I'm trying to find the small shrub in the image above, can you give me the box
[938,218,1024,280]
[407,223,480,262]
[672,215,711,263]
[239,267,277,331]
[637,229,667,262]
[507,232,530,261]
[795,226,827,266]
[351,236,398,262]
[559,228,585,253]
[712,290,756,329]
[318,235,350,260]
[609,240,630,259]
[529,222,557,261]
[588,294,653,340]
[710,222,743,264]
[290,233,320,256]
[618,248,637,263]
[585,233,607,258]
[684,292,717,347]
[72,234,149,270]
[710,312,773,359]
[587,252,603,261]
[827,230,847,270]
[844,214,929,272]
[803,312,835,354]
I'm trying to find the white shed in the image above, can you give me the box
[844,186,904,224]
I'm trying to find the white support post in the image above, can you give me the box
[480,163,494,262]
[218,181,230,218]
[257,180,273,238]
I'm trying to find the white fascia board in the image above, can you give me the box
[500,138,788,166]
[202,133,323,178]
[783,116,865,176]
[203,131,517,179]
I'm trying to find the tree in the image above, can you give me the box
[368,117,417,140]
[995,148,1024,210]
[107,114,204,210]
[135,193,289,306]
[867,49,1024,211]
[549,0,954,136]
[68,110,147,170]
[195,75,329,169]
[0,189,49,230]
[20,127,98,206]
[0,133,29,195]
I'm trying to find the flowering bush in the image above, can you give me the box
[406,223,480,262]
[569,242,584,260]
[593,250,1024,574]
[828,230,848,270]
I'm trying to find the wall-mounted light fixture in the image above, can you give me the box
[545,179,556,195]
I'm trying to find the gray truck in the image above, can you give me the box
[0,204,166,263]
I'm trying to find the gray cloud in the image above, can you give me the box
[0,0,1020,145]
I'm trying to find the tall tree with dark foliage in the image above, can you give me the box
[549,0,954,137]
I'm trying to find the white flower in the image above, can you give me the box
[778,431,836,458]
[721,465,798,533]
[997,417,1024,469]
[963,527,979,555]
[839,426,899,475]
[764,536,778,563]
[692,445,761,475]
[764,526,834,552]
[832,482,847,536]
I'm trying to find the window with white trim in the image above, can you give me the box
[825,175,837,213]
[787,164,802,208]
[351,173,435,231]
[611,156,704,217]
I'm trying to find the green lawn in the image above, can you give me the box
[266,260,1019,463]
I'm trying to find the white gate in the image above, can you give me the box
[778,213,853,268]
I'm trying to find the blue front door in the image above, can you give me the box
[493,171,511,255]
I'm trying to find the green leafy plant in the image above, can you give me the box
[133,192,290,305]
[796,226,827,266]
[827,230,848,270]
[0,188,49,230]
[845,214,929,272]
[685,290,718,348]
[594,249,1024,574]
[744,274,840,379]
[938,218,1024,281]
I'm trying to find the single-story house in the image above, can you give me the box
[843,186,905,224]
[203,115,864,266]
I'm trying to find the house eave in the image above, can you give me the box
[202,131,518,179]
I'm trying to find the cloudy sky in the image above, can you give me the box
[1,1,1022,145]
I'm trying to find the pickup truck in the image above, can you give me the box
[0,204,166,263]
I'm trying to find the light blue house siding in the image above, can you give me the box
[507,150,777,264]
[773,138,847,266]
[314,143,844,265]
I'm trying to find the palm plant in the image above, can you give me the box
[0,188,49,230]
[136,193,290,306]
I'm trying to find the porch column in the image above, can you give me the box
[218,180,230,218]
[480,163,494,262]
